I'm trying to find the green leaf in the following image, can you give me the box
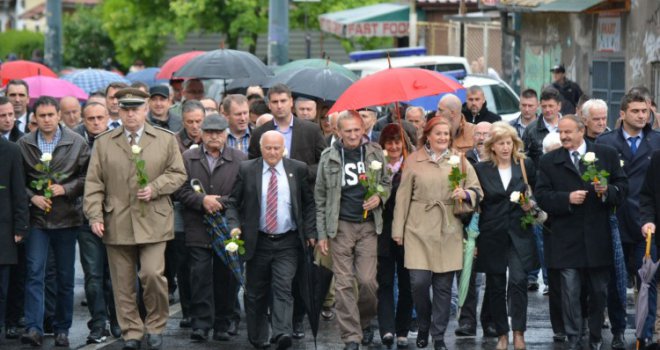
[35,163,44,172]
[238,247,246,255]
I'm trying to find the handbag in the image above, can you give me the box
[452,153,477,224]
[520,159,548,224]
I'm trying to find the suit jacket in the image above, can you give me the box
[535,141,628,268]
[6,125,24,142]
[225,157,316,261]
[247,117,327,183]
[640,150,660,248]
[83,123,187,245]
[0,138,29,265]
[596,125,660,243]
[474,159,540,273]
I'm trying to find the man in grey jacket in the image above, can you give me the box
[315,111,390,350]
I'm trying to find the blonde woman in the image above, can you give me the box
[392,117,482,350]
[473,122,540,350]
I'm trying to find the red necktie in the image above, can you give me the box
[265,167,278,233]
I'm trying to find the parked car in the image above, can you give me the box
[344,55,471,79]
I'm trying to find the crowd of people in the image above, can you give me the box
[0,67,659,350]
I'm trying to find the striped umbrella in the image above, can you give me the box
[61,69,130,94]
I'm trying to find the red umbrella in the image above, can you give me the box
[0,60,57,86]
[157,51,205,79]
[327,68,463,114]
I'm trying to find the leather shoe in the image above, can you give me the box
[292,321,305,339]
[110,318,122,338]
[362,326,374,346]
[553,332,567,342]
[20,329,42,346]
[454,324,476,337]
[433,339,448,350]
[122,339,141,350]
[190,329,208,342]
[416,331,429,348]
[146,333,163,350]
[482,325,498,338]
[250,340,271,349]
[5,326,20,339]
[344,341,360,350]
[213,331,231,341]
[382,333,394,347]
[180,317,192,328]
[54,333,70,347]
[276,334,292,350]
[227,320,240,336]
[611,333,625,349]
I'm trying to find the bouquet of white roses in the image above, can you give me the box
[359,160,389,219]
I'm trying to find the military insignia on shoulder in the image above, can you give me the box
[152,126,175,135]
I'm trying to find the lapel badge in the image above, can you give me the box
[289,173,293,178]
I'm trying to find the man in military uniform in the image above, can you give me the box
[84,88,187,350]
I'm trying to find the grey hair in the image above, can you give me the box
[181,100,205,118]
[405,106,425,117]
[467,85,484,95]
[561,114,585,131]
[581,99,608,120]
[259,130,285,147]
[337,110,364,131]
[542,132,562,153]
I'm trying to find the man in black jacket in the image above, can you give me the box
[550,64,583,115]
[536,115,627,350]
[523,88,563,167]
[461,86,501,124]
[0,96,23,142]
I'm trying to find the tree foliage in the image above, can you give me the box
[63,6,116,68]
[0,30,44,61]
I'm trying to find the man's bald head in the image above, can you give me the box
[60,96,82,128]
[473,121,492,156]
[260,130,286,166]
[438,94,462,112]
[436,94,463,133]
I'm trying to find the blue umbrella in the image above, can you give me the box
[405,73,466,111]
[61,69,130,94]
[126,67,168,87]
[610,214,627,310]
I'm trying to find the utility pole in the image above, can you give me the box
[44,0,62,71]
[409,0,417,47]
[268,0,289,66]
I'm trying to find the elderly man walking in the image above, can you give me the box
[84,88,187,350]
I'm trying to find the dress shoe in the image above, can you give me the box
[416,331,429,348]
[213,331,231,341]
[180,317,192,328]
[122,339,141,350]
[321,306,336,321]
[482,325,498,338]
[20,329,43,346]
[5,326,20,339]
[146,333,163,350]
[611,333,625,349]
[344,341,360,350]
[227,320,240,336]
[589,341,603,350]
[250,340,270,349]
[110,318,122,338]
[553,332,567,342]
[55,333,70,347]
[362,326,374,346]
[276,334,292,350]
[190,329,208,342]
[382,333,394,347]
[433,339,448,350]
[87,327,107,344]
[397,336,409,349]
[527,281,539,291]
[454,323,476,337]
[292,321,305,339]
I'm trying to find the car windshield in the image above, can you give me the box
[489,84,519,115]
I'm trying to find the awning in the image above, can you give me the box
[491,0,607,13]
[319,3,425,38]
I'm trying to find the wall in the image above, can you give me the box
[625,0,660,88]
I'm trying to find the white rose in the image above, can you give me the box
[230,228,242,237]
[225,242,239,253]
[131,145,142,155]
[620,160,625,167]
[448,155,461,167]
[383,150,388,158]
[583,152,596,163]
[40,153,52,162]
[189,144,199,150]
[510,191,521,203]
[370,160,383,171]
[193,185,202,193]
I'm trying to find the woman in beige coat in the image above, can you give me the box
[392,117,482,350]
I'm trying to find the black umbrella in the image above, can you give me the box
[173,49,272,80]
[298,246,333,348]
[264,67,355,102]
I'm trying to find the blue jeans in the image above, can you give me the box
[527,224,548,284]
[24,227,78,335]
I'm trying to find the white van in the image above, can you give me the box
[344,55,472,79]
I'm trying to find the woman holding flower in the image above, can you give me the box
[473,122,540,350]
[392,117,481,350]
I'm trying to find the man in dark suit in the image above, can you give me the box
[536,115,627,350]
[596,91,660,349]
[0,96,23,142]
[226,130,316,350]
[6,79,31,133]
[248,83,327,184]
[0,137,29,340]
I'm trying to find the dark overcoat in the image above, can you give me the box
[535,141,628,268]
[0,138,29,264]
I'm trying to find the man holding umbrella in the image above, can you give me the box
[535,115,627,350]
[176,113,246,342]
[225,130,316,350]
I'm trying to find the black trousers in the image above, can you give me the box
[560,267,610,343]
[246,233,299,344]
[6,244,25,327]
[165,232,191,317]
[189,246,239,332]
[485,248,528,335]
[0,265,10,326]
[410,270,454,341]
[547,268,565,335]
[377,245,413,338]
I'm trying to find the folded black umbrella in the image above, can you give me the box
[298,246,333,348]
